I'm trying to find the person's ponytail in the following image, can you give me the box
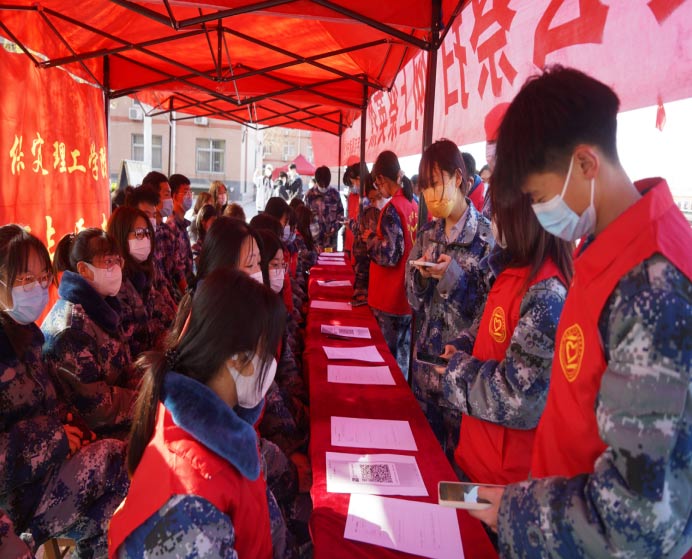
[126,349,171,477]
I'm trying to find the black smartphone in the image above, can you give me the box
[415,351,449,367]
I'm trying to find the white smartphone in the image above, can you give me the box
[409,260,437,267]
[437,481,503,510]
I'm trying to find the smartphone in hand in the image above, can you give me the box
[415,351,449,367]
[438,481,504,510]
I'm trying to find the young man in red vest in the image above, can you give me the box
[470,66,691,557]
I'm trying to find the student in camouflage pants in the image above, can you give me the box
[469,67,692,558]
[304,166,344,252]
[0,226,128,558]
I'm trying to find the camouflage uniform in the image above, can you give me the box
[440,247,567,430]
[304,186,344,251]
[349,205,380,301]
[167,214,194,288]
[366,204,412,378]
[115,276,150,359]
[0,321,128,558]
[41,271,137,437]
[293,233,317,292]
[154,221,183,301]
[405,203,493,458]
[497,254,692,558]
[0,509,32,558]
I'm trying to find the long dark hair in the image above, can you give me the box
[256,229,284,288]
[172,217,261,338]
[295,205,315,251]
[490,184,574,286]
[127,267,285,476]
[107,206,155,284]
[53,228,118,275]
[372,150,413,202]
[0,225,53,354]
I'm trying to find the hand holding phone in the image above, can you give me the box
[415,351,449,367]
[438,481,504,511]
[409,260,438,268]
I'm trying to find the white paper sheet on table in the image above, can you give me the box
[344,494,464,559]
[320,251,345,257]
[317,279,353,287]
[317,259,347,266]
[326,452,427,496]
[322,345,384,363]
[331,416,417,451]
[310,300,352,311]
[321,324,370,339]
[327,364,394,385]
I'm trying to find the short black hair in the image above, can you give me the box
[264,197,290,221]
[125,184,160,208]
[461,152,477,177]
[142,171,168,189]
[169,174,191,196]
[250,214,282,238]
[493,65,620,201]
[314,166,331,188]
[289,163,297,171]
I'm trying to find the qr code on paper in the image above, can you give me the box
[349,462,399,485]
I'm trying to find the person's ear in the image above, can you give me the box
[573,145,600,181]
[76,261,93,280]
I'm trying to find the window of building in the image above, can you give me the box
[283,143,296,161]
[263,142,272,156]
[131,134,163,170]
[196,139,225,174]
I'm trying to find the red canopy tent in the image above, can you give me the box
[271,154,316,178]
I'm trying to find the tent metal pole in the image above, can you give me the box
[337,112,343,187]
[104,55,111,195]
[168,98,174,176]
[359,80,368,199]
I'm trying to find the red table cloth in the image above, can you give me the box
[304,260,497,559]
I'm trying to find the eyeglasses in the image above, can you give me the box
[86,256,123,270]
[269,261,288,273]
[130,227,151,240]
[5,271,53,291]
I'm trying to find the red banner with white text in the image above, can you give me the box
[337,0,692,165]
[0,43,110,258]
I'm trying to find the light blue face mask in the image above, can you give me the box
[4,283,49,325]
[531,157,596,241]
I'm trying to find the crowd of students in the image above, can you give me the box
[0,65,689,558]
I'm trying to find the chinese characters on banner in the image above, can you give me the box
[336,0,692,165]
[0,44,110,258]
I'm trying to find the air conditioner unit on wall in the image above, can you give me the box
[128,106,144,121]
[194,116,209,126]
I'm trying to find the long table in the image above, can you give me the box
[304,260,497,559]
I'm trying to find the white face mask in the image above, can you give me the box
[249,270,264,285]
[227,354,277,409]
[182,195,193,212]
[269,269,285,294]
[84,262,122,297]
[309,222,320,238]
[486,142,496,170]
[317,185,328,193]
[128,238,151,263]
[282,224,291,242]
[4,284,49,325]
[531,157,596,241]
[160,198,173,218]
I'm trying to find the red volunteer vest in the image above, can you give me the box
[345,192,360,256]
[455,260,565,484]
[532,179,692,478]
[108,404,272,559]
[368,190,418,315]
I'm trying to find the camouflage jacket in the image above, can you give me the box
[498,253,692,558]
[405,204,494,408]
[440,250,567,429]
[366,203,404,267]
[167,214,194,287]
[293,232,317,288]
[115,276,150,360]
[304,186,344,251]
[154,221,182,297]
[41,271,136,435]
[0,320,128,552]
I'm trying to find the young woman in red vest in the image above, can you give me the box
[469,67,692,558]
[109,268,285,558]
[437,190,573,485]
[364,150,419,379]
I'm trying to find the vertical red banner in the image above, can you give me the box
[0,43,110,258]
